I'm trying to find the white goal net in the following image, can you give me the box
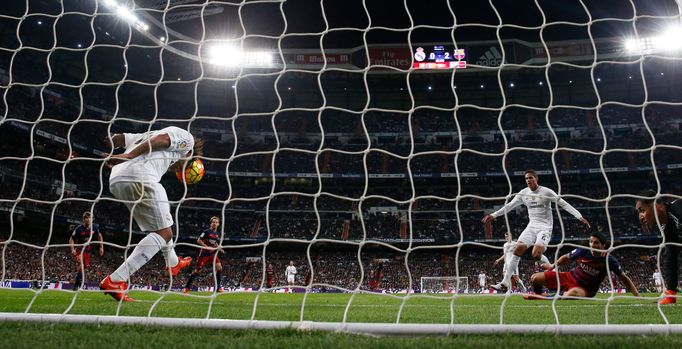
[1,0,682,336]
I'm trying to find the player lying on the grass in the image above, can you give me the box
[526,231,639,299]
[69,211,104,291]
[483,169,590,292]
[99,126,202,302]
[636,189,682,305]
[183,216,225,293]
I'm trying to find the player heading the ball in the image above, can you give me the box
[99,126,203,302]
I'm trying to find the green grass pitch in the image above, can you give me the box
[2,289,682,348]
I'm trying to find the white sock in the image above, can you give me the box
[517,279,527,293]
[162,239,179,268]
[538,254,550,265]
[110,233,166,282]
[502,255,520,286]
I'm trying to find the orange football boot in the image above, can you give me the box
[99,275,135,302]
[659,290,677,305]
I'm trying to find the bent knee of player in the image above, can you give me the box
[156,227,173,242]
[530,272,544,285]
[531,247,545,260]
[513,243,528,256]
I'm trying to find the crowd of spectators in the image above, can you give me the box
[1,68,679,297]
[0,240,665,294]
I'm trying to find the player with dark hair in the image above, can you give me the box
[68,212,104,290]
[526,231,639,299]
[99,127,202,301]
[483,169,591,292]
[183,216,224,293]
[636,189,682,304]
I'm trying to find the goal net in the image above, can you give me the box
[421,277,468,294]
[1,0,682,336]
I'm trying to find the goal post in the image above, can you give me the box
[420,277,468,294]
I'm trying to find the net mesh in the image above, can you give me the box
[0,0,681,332]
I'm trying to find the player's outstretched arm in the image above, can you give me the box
[106,133,172,168]
[482,194,524,223]
[619,273,640,297]
[482,214,494,224]
[494,255,505,266]
[544,253,570,270]
[553,192,591,228]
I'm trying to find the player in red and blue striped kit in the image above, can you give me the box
[183,216,224,293]
[527,231,639,299]
[68,212,104,291]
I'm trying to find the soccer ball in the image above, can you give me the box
[176,158,204,185]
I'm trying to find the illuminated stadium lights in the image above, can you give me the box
[101,0,150,32]
[509,82,515,88]
[206,44,272,67]
[624,26,682,54]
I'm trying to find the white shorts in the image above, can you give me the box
[655,280,662,286]
[517,226,552,247]
[287,275,295,283]
[479,281,486,287]
[110,182,174,232]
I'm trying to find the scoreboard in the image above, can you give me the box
[413,45,467,70]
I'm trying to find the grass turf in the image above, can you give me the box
[2,289,682,348]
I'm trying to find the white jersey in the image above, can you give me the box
[478,273,486,286]
[653,272,663,284]
[110,126,194,185]
[285,265,297,277]
[491,185,583,229]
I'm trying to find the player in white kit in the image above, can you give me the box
[483,170,590,292]
[478,272,487,292]
[99,126,202,302]
[653,269,663,293]
[286,261,297,286]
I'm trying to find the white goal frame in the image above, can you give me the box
[420,276,468,294]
